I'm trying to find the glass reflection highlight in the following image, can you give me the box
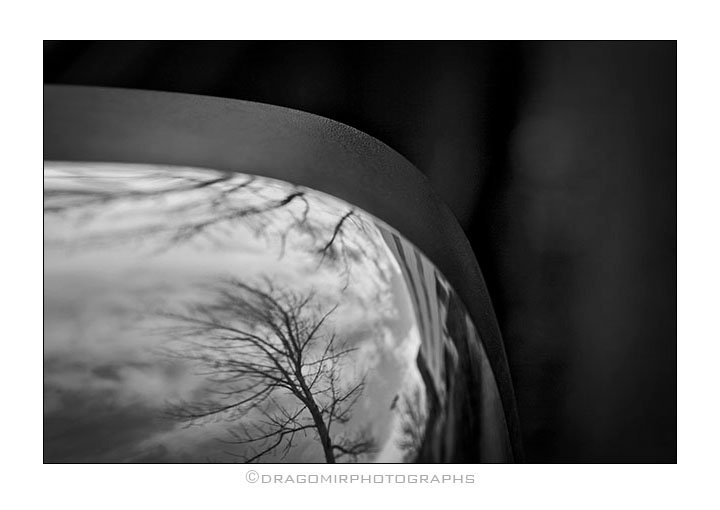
[44,162,506,463]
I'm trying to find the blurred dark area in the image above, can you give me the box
[44,41,677,463]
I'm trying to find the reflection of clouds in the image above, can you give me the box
[366,324,425,463]
[44,162,424,462]
[44,389,164,463]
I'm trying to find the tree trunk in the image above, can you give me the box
[309,404,335,463]
[296,372,335,463]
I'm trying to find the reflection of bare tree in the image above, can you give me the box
[162,278,375,463]
[393,388,427,462]
[43,165,387,282]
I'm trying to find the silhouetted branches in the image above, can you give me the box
[162,279,374,462]
[394,388,427,462]
[44,165,389,282]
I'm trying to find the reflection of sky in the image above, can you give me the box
[44,162,424,463]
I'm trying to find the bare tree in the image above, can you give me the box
[161,278,376,463]
[393,387,427,462]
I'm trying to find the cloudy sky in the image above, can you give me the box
[44,162,426,463]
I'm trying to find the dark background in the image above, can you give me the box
[44,41,677,463]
